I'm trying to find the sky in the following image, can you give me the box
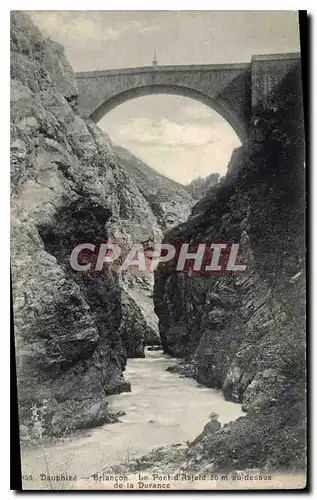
[28,11,301,184]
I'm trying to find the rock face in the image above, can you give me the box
[154,63,306,469]
[10,12,193,437]
[114,145,193,233]
[113,145,194,345]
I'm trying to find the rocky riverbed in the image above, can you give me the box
[21,348,244,490]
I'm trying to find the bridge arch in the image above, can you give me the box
[89,84,247,143]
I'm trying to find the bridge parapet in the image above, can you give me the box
[76,62,250,79]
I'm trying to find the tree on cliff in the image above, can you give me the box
[186,172,220,199]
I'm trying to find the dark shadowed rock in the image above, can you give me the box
[153,64,305,470]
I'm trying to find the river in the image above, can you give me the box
[21,348,244,489]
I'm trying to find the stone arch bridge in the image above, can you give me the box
[76,53,301,142]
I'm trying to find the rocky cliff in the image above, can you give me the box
[154,63,306,469]
[114,145,193,233]
[113,145,194,343]
[10,12,193,439]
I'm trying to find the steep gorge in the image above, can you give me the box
[11,11,306,475]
